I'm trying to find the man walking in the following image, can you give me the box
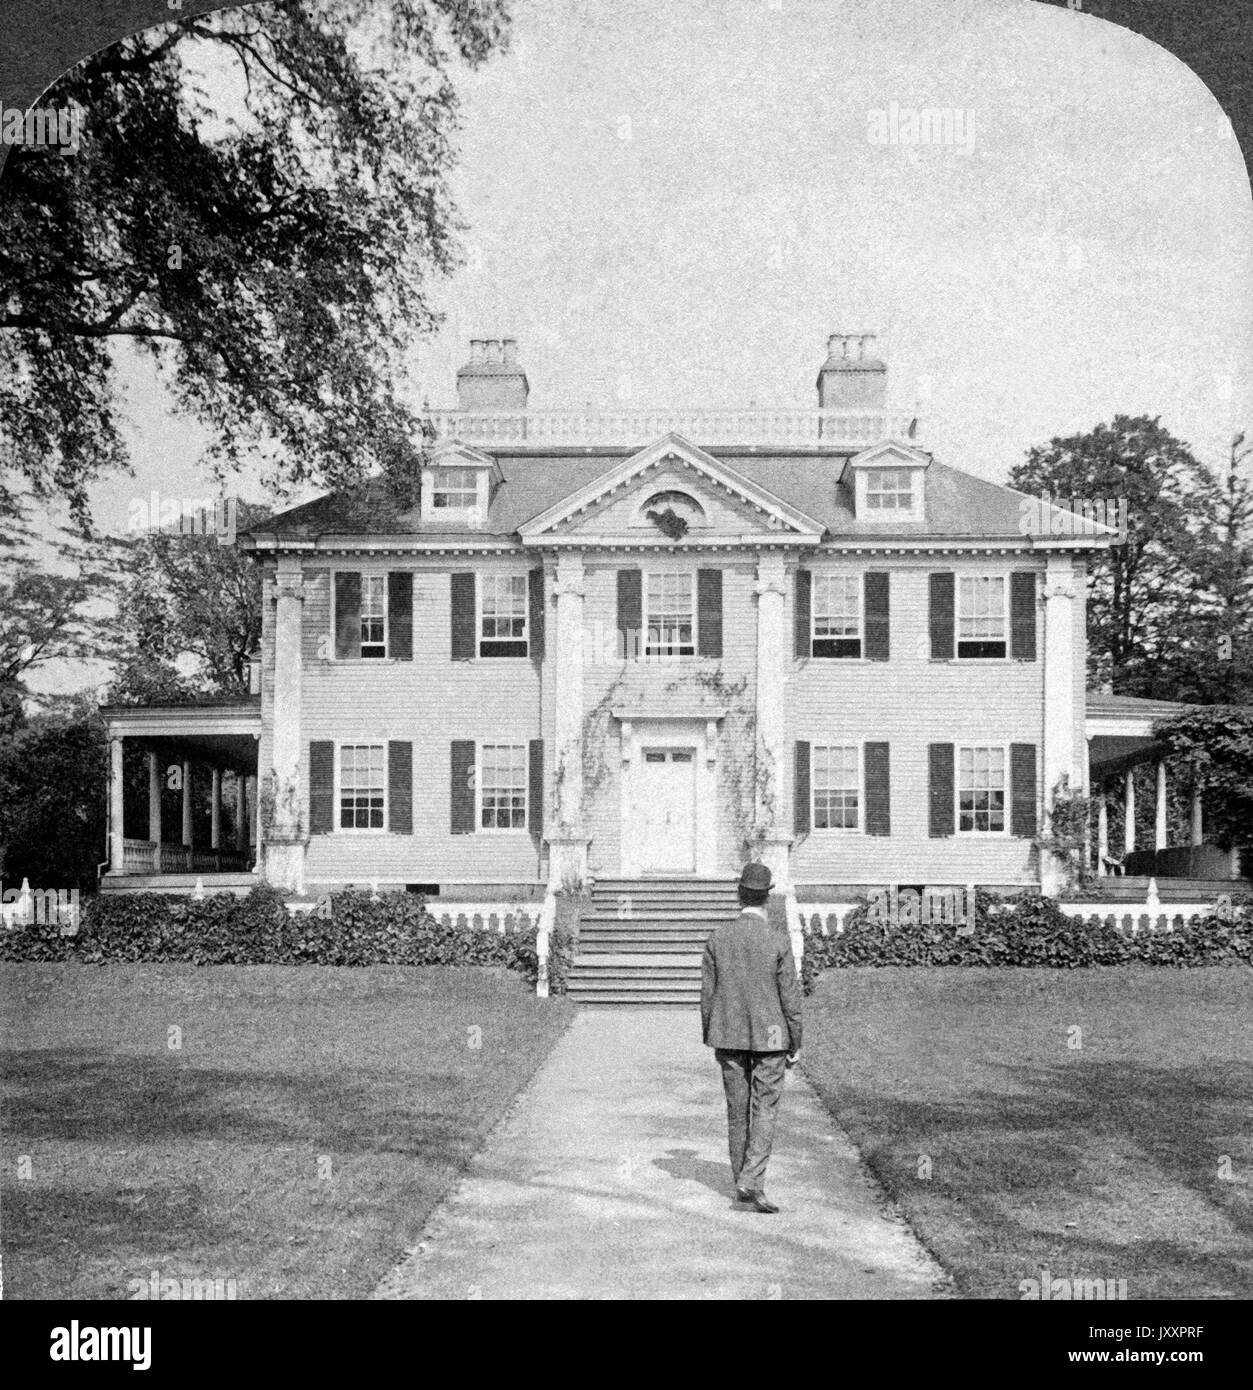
[700,862,803,1214]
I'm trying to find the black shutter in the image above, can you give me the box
[528,739,544,844]
[309,741,334,834]
[388,741,413,834]
[1011,743,1038,838]
[794,741,810,835]
[864,742,890,836]
[450,740,476,834]
[864,571,890,661]
[618,569,642,658]
[929,572,954,660]
[528,568,545,661]
[1010,572,1037,661]
[794,569,811,658]
[388,572,413,661]
[697,568,723,658]
[335,573,361,659]
[450,572,476,661]
[928,743,954,837]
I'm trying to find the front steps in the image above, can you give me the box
[567,877,739,1005]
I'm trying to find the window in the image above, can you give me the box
[864,468,914,511]
[957,576,1007,658]
[479,744,527,830]
[480,575,528,657]
[813,574,862,658]
[340,744,385,830]
[813,745,860,830]
[645,572,695,657]
[958,746,1005,833]
[360,575,386,658]
[431,467,481,510]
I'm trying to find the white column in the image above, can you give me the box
[548,553,588,888]
[235,774,248,852]
[266,558,306,892]
[148,750,162,871]
[247,774,258,862]
[754,552,791,888]
[1123,768,1135,856]
[1155,760,1167,852]
[181,760,193,848]
[210,767,222,851]
[1190,765,1203,847]
[1097,790,1109,876]
[1040,556,1078,894]
[109,737,125,873]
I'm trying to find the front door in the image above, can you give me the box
[635,747,697,873]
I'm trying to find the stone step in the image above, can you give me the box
[578,939,707,953]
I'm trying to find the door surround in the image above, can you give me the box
[617,711,721,877]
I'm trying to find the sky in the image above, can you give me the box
[24,0,1253,693]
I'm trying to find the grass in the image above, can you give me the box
[800,966,1253,1300]
[0,963,572,1299]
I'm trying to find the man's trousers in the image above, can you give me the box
[714,1048,789,1192]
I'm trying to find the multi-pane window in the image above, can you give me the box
[958,746,1006,832]
[360,575,386,658]
[480,575,528,657]
[812,574,862,658]
[340,744,385,829]
[431,467,480,510]
[480,744,527,830]
[645,572,695,657]
[864,468,914,511]
[957,576,1007,658]
[812,745,860,830]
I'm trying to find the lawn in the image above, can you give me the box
[0,963,572,1299]
[800,966,1253,1300]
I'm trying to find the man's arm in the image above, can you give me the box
[777,938,803,1055]
[700,933,717,1043]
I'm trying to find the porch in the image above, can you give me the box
[101,700,262,894]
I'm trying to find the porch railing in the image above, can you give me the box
[119,839,253,874]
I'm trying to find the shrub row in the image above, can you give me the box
[0,888,572,993]
[800,890,1253,993]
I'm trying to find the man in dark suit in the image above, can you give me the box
[700,862,803,1214]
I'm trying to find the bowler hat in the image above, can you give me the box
[738,862,773,893]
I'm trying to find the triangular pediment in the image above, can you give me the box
[847,439,931,471]
[518,433,824,543]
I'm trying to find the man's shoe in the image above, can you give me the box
[734,1186,754,1202]
[738,1188,780,1214]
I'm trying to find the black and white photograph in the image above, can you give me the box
[1,0,1251,1338]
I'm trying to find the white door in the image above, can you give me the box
[635,748,697,873]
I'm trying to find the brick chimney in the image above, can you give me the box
[816,332,886,409]
[456,337,529,412]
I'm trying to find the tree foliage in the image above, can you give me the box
[1152,708,1253,850]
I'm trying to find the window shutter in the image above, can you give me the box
[334,573,361,660]
[794,741,811,835]
[617,568,642,658]
[697,568,723,658]
[450,572,476,661]
[864,571,890,661]
[864,742,890,836]
[528,739,544,844]
[450,740,476,834]
[388,572,413,661]
[309,741,334,834]
[1011,743,1038,838]
[794,569,811,658]
[1010,572,1037,661]
[528,568,545,661]
[388,741,412,834]
[303,568,329,663]
[929,572,954,660]
[928,743,954,837]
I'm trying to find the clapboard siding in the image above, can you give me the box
[788,556,1046,883]
[299,558,543,884]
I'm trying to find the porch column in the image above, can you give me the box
[1123,768,1135,856]
[148,750,162,871]
[247,774,259,868]
[547,552,588,889]
[1096,788,1109,876]
[1154,760,1167,852]
[1040,556,1080,894]
[235,774,248,852]
[210,767,222,851]
[754,552,791,888]
[265,558,307,892]
[181,759,193,848]
[1190,764,1203,847]
[1082,735,1093,873]
[108,737,125,873]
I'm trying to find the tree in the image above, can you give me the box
[1010,416,1230,700]
[1153,708,1253,851]
[0,0,511,527]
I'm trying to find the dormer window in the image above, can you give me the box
[864,468,915,511]
[848,441,929,522]
[431,467,482,510]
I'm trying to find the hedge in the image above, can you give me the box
[0,887,573,993]
[800,890,1253,993]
